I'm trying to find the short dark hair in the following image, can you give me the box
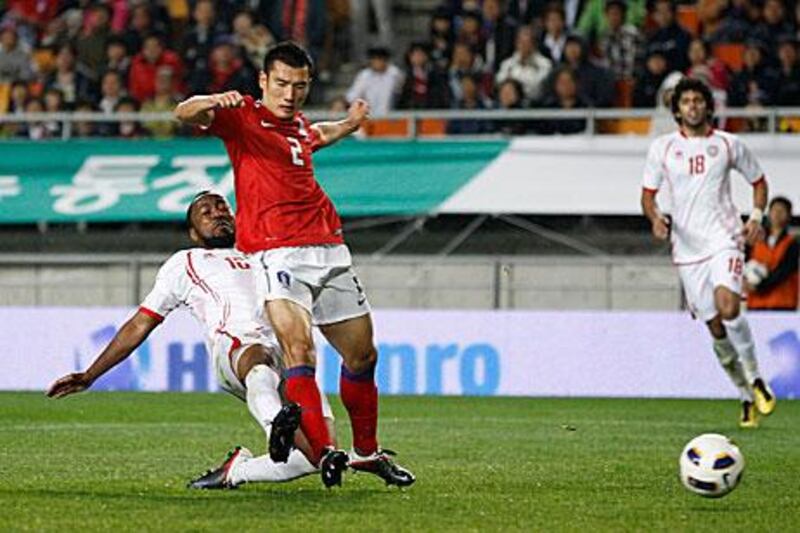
[671,77,714,124]
[263,41,314,75]
[770,196,793,214]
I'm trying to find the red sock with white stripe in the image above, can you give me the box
[340,363,378,456]
[283,365,332,464]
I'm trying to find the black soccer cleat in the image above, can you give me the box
[349,448,416,488]
[187,446,251,489]
[320,448,349,488]
[269,402,302,463]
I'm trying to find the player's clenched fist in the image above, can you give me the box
[47,372,93,398]
[347,99,370,126]
[651,216,670,240]
[212,91,245,109]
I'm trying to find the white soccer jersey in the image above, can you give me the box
[140,248,270,350]
[642,129,765,264]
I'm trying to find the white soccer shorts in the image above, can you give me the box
[677,248,744,322]
[249,244,371,326]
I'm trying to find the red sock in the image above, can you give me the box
[340,364,378,456]
[283,366,331,464]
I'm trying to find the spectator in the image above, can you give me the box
[75,4,111,78]
[114,97,146,139]
[577,0,646,44]
[19,98,47,140]
[481,0,517,73]
[728,40,778,107]
[346,46,404,115]
[45,43,94,106]
[98,71,125,114]
[458,9,485,54]
[72,100,96,138]
[0,25,32,83]
[128,35,184,104]
[189,40,258,96]
[142,67,179,139]
[561,34,615,107]
[448,41,484,103]
[506,0,540,26]
[494,78,531,134]
[597,0,642,81]
[42,87,64,137]
[496,25,552,103]
[104,37,131,83]
[123,5,155,56]
[645,0,691,73]
[231,10,275,73]
[686,38,729,92]
[633,50,669,107]
[447,74,493,134]
[535,67,588,134]
[181,0,225,74]
[710,0,760,44]
[539,3,568,64]
[329,95,349,113]
[697,0,747,45]
[754,0,794,58]
[429,8,455,71]
[774,38,800,106]
[8,80,28,113]
[746,197,799,311]
[351,0,393,63]
[398,43,449,109]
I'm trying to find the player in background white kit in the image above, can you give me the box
[47,191,335,488]
[640,78,777,428]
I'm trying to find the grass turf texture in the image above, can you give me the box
[1,393,798,532]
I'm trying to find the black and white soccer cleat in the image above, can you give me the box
[269,402,302,463]
[349,448,416,488]
[320,448,349,488]
[187,446,252,489]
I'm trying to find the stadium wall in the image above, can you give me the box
[4,308,799,399]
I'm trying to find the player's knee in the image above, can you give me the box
[707,317,726,339]
[345,344,378,375]
[718,302,740,321]
[285,339,316,366]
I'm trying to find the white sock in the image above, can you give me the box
[245,364,283,437]
[723,315,761,384]
[713,337,753,401]
[229,449,316,485]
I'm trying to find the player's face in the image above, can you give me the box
[677,90,708,128]
[189,195,235,248]
[260,61,311,120]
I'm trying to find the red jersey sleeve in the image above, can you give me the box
[300,114,323,152]
[205,95,252,139]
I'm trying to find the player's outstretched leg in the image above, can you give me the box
[723,314,776,416]
[188,446,318,488]
[711,333,758,428]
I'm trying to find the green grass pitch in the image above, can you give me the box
[1,392,798,532]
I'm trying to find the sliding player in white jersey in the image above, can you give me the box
[47,191,333,488]
[640,78,776,428]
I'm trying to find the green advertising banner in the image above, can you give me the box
[0,139,507,223]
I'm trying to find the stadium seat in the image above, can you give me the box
[713,43,745,72]
[32,49,55,73]
[364,119,409,137]
[597,118,652,135]
[614,79,635,108]
[677,5,700,36]
[0,83,9,114]
[418,118,447,136]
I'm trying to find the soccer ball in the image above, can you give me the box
[744,259,768,286]
[679,433,744,498]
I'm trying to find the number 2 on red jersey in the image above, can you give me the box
[286,137,304,167]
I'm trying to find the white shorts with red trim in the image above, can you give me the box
[248,244,371,326]
[677,248,744,322]
[212,330,280,401]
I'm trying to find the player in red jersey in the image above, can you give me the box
[174,42,414,489]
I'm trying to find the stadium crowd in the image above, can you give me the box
[0,0,798,138]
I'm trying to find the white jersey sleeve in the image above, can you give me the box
[139,252,189,321]
[642,137,667,191]
[729,135,764,184]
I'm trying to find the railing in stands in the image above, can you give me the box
[1,107,800,139]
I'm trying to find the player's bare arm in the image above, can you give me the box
[641,188,670,240]
[174,91,245,127]
[311,99,370,147]
[743,178,768,245]
[46,311,161,398]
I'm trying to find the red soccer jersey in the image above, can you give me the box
[206,95,344,253]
